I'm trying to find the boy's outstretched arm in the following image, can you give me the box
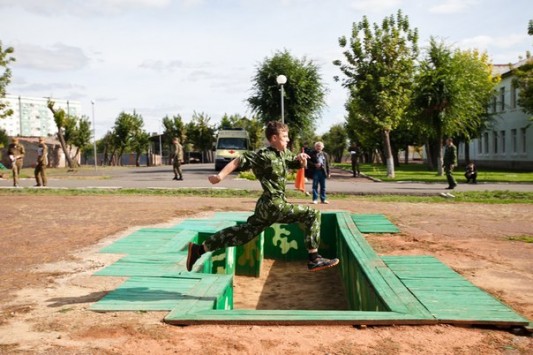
[208,157,240,184]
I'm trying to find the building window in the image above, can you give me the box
[501,130,506,154]
[493,131,498,154]
[484,132,489,154]
[478,137,482,154]
[511,129,517,153]
[492,96,497,113]
[520,128,527,153]
[511,83,517,109]
[500,87,505,111]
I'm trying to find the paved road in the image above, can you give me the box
[1,164,532,195]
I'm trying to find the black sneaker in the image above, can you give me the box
[186,242,202,271]
[308,255,340,272]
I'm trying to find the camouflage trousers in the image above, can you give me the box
[204,195,321,252]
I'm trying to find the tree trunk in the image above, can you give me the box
[57,129,76,168]
[464,141,471,164]
[404,144,409,164]
[382,129,395,178]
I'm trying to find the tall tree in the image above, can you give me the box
[47,100,78,168]
[130,130,150,166]
[248,49,326,143]
[112,111,144,165]
[185,111,215,163]
[321,123,348,163]
[64,115,92,164]
[334,10,419,178]
[412,39,498,171]
[512,57,533,118]
[0,41,15,120]
[162,114,186,148]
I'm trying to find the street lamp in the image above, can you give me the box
[91,100,97,171]
[276,75,287,124]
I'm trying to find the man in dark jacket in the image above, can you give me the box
[309,141,330,204]
[443,138,457,189]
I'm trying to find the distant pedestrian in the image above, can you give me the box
[172,137,184,181]
[348,142,362,177]
[464,161,477,184]
[310,141,330,204]
[443,138,457,190]
[34,137,48,187]
[7,137,25,187]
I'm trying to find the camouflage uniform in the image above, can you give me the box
[204,146,321,252]
[34,140,48,186]
[443,142,457,188]
[7,141,25,187]
[172,141,184,180]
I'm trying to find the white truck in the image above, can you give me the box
[214,128,251,171]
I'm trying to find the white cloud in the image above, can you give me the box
[349,0,403,12]
[12,43,90,71]
[457,33,529,51]
[429,0,479,14]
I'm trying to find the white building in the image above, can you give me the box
[0,95,81,137]
[460,59,533,170]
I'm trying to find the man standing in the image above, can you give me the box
[443,137,457,190]
[348,142,361,177]
[7,137,25,187]
[310,141,330,204]
[172,137,184,181]
[34,137,48,187]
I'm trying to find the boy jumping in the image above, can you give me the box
[186,121,339,272]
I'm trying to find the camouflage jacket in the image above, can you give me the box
[239,146,302,198]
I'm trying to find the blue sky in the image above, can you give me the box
[1,0,531,138]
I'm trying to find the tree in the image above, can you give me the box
[334,10,419,178]
[162,114,186,148]
[112,111,144,165]
[185,111,215,163]
[321,124,348,163]
[65,115,92,164]
[248,49,326,143]
[0,41,15,120]
[412,38,498,171]
[512,58,533,118]
[130,130,151,166]
[47,100,78,168]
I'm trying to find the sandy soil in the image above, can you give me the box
[0,195,532,354]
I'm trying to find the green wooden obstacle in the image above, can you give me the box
[90,211,530,329]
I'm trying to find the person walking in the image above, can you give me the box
[172,137,184,181]
[310,141,330,204]
[186,121,339,272]
[34,137,48,187]
[348,142,361,177]
[7,137,25,187]
[443,137,457,189]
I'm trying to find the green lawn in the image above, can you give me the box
[334,163,533,183]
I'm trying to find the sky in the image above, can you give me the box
[0,0,531,139]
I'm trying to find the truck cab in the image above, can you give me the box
[214,129,251,171]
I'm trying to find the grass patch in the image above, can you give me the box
[507,236,533,243]
[334,163,533,183]
[1,188,531,204]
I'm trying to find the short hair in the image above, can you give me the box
[265,121,288,141]
[314,141,324,149]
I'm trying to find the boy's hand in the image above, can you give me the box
[208,174,222,184]
[297,152,310,162]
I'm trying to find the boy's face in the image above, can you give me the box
[270,130,290,151]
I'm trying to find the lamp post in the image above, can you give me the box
[276,75,287,124]
[91,100,97,171]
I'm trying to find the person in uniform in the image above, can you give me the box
[34,137,48,187]
[172,137,184,181]
[7,137,25,187]
[464,161,477,184]
[348,142,361,177]
[443,137,457,189]
[186,121,340,272]
[309,141,330,204]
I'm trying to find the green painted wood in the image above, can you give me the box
[351,214,400,233]
[99,229,181,254]
[165,309,437,325]
[383,255,530,325]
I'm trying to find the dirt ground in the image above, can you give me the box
[0,195,532,354]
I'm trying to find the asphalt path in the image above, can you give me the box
[1,163,532,196]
